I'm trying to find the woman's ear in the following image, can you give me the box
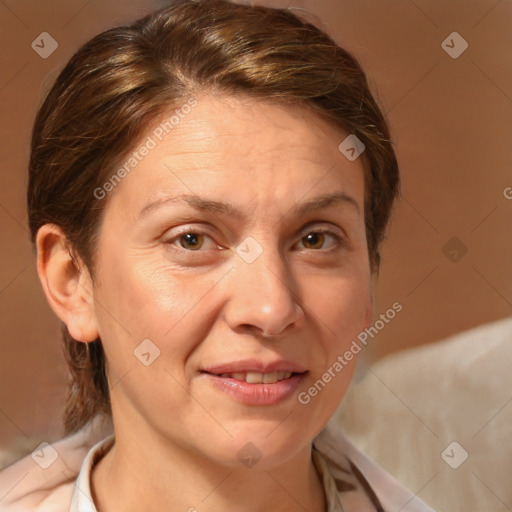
[35,224,99,343]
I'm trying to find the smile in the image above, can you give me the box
[217,371,293,383]
[201,370,308,406]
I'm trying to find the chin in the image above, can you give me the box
[204,423,314,470]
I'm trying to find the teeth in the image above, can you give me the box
[246,372,263,383]
[263,372,279,384]
[219,372,293,383]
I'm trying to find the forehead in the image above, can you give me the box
[157,93,349,159]
[104,93,366,220]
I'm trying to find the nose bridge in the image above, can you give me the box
[225,236,303,337]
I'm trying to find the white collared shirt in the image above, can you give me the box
[0,416,434,511]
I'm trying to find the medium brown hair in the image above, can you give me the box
[27,0,399,434]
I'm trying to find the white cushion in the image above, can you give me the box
[335,317,512,512]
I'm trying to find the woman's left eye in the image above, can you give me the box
[297,230,342,251]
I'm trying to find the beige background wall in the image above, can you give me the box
[0,0,510,453]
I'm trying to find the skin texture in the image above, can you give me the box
[36,94,373,512]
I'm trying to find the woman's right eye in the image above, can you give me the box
[165,231,220,252]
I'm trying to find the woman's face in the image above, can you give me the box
[89,94,372,468]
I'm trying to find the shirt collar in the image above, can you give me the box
[70,435,114,512]
[70,434,379,512]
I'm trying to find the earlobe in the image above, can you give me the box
[36,224,99,343]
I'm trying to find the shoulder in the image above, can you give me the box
[335,318,512,511]
[0,415,113,512]
[314,420,435,512]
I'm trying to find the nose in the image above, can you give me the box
[223,243,305,338]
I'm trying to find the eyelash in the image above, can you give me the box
[164,228,344,254]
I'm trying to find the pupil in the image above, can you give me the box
[183,233,202,250]
[305,233,323,248]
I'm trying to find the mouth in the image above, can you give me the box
[201,371,302,384]
[201,359,307,377]
[199,362,308,405]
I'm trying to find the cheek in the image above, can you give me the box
[300,275,370,419]
[91,261,213,420]
[308,267,371,334]
[92,257,225,371]
[305,266,371,400]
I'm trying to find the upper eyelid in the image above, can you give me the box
[166,219,346,238]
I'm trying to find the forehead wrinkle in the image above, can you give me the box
[137,190,360,225]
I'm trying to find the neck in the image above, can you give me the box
[91,420,327,512]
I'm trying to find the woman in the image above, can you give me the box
[0,0,433,510]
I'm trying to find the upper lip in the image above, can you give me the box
[202,359,308,375]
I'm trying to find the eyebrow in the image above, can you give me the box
[137,191,360,221]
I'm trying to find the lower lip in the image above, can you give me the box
[201,372,307,406]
